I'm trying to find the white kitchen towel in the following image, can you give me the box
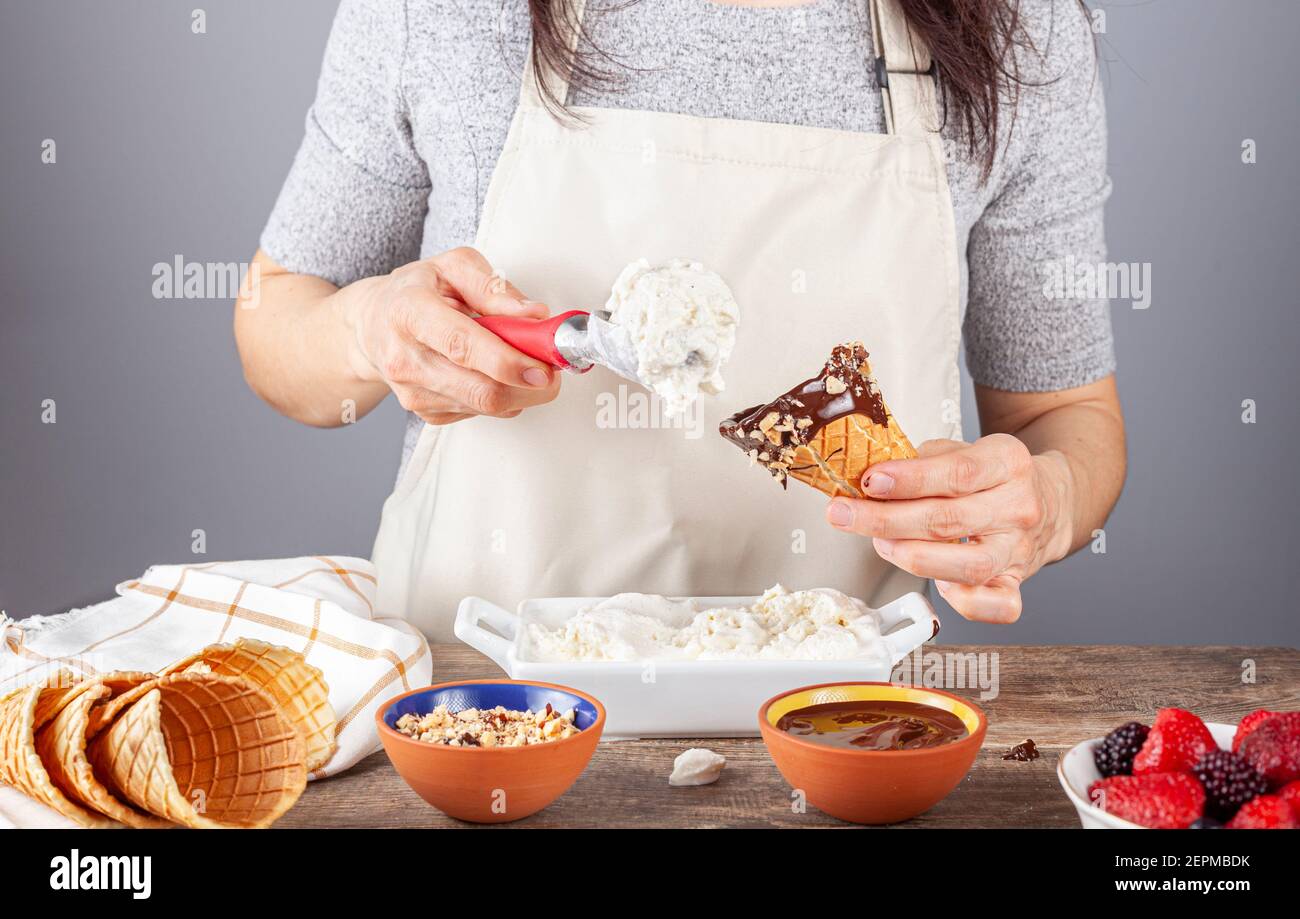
[0,556,433,827]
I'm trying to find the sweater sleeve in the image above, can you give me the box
[260,0,430,288]
[962,0,1116,392]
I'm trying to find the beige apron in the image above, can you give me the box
[373,0,961,640]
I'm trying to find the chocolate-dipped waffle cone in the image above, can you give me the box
[720,342,916,498]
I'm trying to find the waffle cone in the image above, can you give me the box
[720,342,919,498]
[88,671,307,829]
[162,639,337,772]
[788,412,917,498]
[0,672,118,828]
[34,673,170,829]
[84,671,160,739]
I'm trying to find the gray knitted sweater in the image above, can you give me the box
[262,0,1115,463]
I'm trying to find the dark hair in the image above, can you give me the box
[525,0,1089,177]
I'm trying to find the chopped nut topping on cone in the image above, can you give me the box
[718,342,917,498]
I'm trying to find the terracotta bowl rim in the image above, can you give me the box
[757,680,987,759]
[375,678,606,755]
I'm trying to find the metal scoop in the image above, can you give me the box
[477,309,699,385]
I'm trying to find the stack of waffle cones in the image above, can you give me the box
[0,638,336,829]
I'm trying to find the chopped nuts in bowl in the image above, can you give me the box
[394,702,582,747]
[377,680,605,823]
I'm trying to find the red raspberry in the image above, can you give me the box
[1278,781,1300,820]
[1225,794,1299,830]
[1239,713,1300,789]
[1088,773,1205,829]
[1232,709,1280,752]
[1132,708,1215,775]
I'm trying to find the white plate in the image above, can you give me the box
[1057,722,1235,828]
[454,592,938,739]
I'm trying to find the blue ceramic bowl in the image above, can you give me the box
[376,679,605,823]
[381,680,602,734]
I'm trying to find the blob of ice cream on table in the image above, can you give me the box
[473,258,739,416]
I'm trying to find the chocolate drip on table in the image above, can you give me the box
[718,343,887,489]
[1002,739,1040,762]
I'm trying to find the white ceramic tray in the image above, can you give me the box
[453,592,939,739]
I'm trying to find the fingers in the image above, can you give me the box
[915,439,966,458]
[392,351,560,418]
[435,357,559,415]
[388,249,556,388]
[421,412,473,426]
[404,302,557,389]
[827,486,1013,540]
[933,575,1023,624]
[862,433,1030,499]
[425,247,549,319]
[872,534,1014,586]
[420,410,520,425]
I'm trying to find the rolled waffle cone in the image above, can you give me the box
[0,672,119,828]
[34,672,170,829]
[88,671,307,829]
[787,412,917,498]
[162,639,337,772]
[84,671,160,738]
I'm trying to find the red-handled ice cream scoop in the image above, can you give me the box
[475,309,642,382]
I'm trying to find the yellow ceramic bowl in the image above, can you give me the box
[759,682,987,825]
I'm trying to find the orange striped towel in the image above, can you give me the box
[0,555,432,793]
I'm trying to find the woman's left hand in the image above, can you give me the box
[825,434,1076,623]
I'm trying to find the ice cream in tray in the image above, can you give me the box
[454,586,938,738]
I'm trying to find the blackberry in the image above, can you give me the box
[1189,817,1223,829]
[1094,722,1150,777]
[1193,749,1268,820]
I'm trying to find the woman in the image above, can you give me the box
[235,0,1125,638]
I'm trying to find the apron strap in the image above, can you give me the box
[520,0,589,110]
[870,0,940,136]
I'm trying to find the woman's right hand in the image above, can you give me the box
[342,247,561,425]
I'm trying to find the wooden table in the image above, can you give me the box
[280,644,1299,828]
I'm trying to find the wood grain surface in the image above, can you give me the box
[278,644,1299,829]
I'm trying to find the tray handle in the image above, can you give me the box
[453,597,519,673]
[877,591,940,664]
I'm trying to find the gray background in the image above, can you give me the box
[2,1,1297,646]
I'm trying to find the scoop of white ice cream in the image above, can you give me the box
[603,257,739,417]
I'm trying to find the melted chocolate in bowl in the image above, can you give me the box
[776,700,969,751]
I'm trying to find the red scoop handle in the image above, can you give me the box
[474,309,588,370]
